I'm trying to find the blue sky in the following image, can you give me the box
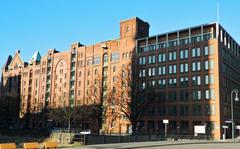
[0,0,239,76]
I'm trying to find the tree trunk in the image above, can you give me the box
[132,121,137,135]
[68,120,71,133]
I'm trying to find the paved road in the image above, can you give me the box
[61,141,240,149]
[137,143,240,149]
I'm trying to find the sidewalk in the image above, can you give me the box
[60,139,239,149]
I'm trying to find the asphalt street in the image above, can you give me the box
[60,141,240,149]
[137,143,240,149]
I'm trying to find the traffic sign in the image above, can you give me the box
[163,119,169,124]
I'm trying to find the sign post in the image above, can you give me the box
[163,119,169,138]
[235,125,240,137]
[222,125,228,140]
[194,125,206,137]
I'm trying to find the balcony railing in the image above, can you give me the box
[138,32,214,53]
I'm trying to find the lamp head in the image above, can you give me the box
[235,91,239,102]
[235,96,239,102]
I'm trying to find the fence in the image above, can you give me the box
[82,134,163,145]
[73,133,213,145]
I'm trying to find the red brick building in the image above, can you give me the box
[1,17,240,139]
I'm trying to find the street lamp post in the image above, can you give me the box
[231,89,239,141]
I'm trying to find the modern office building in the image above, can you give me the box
[135,22,240,139]
[1,17,240,139]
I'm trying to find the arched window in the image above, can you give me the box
[79,71,82,77]
[122,53,125,59]
[129,51,132,57]
[113,65,117,72]
[95,69,98,75]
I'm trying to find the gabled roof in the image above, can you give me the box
[8,50,24,69]
[29,51,41,64]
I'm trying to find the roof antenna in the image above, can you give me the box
[217,2,220,23]
[216,2,220,38]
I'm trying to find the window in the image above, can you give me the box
[158,66,166,75]
[180,105,189,116]
[158,79,166,88]
[209,74,214,84]
[168,105,177,116]
[191,36,201,43]
[205,89,215,100]
[192,76,201,86]
[148,55,156,64]
[203,33,213,41]
[111,52,120,61]
[148,68,156,76]
[142,69,145,77]
[159,42,167,49]
[158,53,166,62]
[209,60,214,70]
[169,51,177,61]
[180,77,189,87]
[204,46,209,56]
[192,47,201,57]
[180,49,188,59]
[205,104,215,116]
[169,65,172,74]
[180,90,189,101]
[149,44,156,51]
[113,66,117,72]
[139,57,142,65]
[79,71,82,77]
[168,64,177,74]
[103,68,108,76]
[103,53,108,64]
[204,45,214,56]
[205,90,210,99]
[139,69,146,77]
[139,56,146,65]
[94,69,98,75]
[149,80,156,88]
[179,38,189,46]
[205,74,214,85]
[204,75,209,85]
[192,62,201,71]
[87,59,92,66]
[192,104,202,116]
[142,57,146,65]
[168,91,177,102]
[180,63,188,73]
[168,40,177,48]
[142,82,146,89]
[152,68,156,76]
[209,45,214,55]
[168,78,177,87]
[193,90,201,100]
[93,55,100,64]
[204,60,209,70]
[113,76,117,83]
[169,65,177,74]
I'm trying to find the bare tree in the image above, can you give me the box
[108,63,153,134]
[48,92,80,133]
[85,76,114,133]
